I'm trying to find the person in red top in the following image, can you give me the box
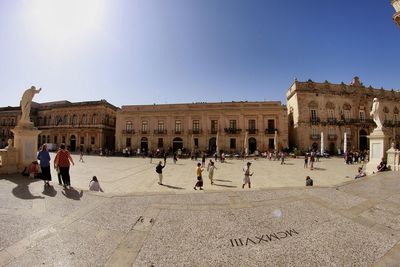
[54,144,74,189]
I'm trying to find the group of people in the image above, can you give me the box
[25,143,104,192]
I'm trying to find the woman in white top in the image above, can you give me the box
[89,176,104,192]
[208,161,217,185]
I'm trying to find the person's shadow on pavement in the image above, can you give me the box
[62,187,83,200]
[42,185,57,197]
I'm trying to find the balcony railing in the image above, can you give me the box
[173,130,184,135]
[154,129,167,135]
[327,118,337,125]
[265,128,277,134]
[310,134,321,140]
[224,128,242,134]
[209,129,218,135]
[310,117,320,125]
[188,129,202,134]
[140,130,148,134]
[122,129,135,134]
[246,129,258,134]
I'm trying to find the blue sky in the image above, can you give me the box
[0,0,399,107]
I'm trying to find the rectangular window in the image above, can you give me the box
[91,136,95,145]
[394,114,399,122]
[54,136,58,144]
[211,120,218,133]
[310,109,317,120]
[384,113,389,121]
[126,121,133,132]
[141,121,148,133]
[311,127,318,136]
[344,110,351,121]
[328,127,335,135]
[359,111,365,122]
[230,138,236,149]
[268,138,274,149]
[194,138,199,147]
[175,120,181,133]
[62,136,66,143]
[267,119,275,133]
[158,120,164,131]
[248,119,256,129]
[229,120,237,129]
[193,120,200,131]
[92,114,97,125]
[328,109,335,120]
[80,137,84,145]
[158,138,164,148]
[126,138,131,147]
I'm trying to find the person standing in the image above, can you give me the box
[201,154,206,167]
[79,149,84,163]
[156,161,166,185]
[163,152,167,163]
[54,144,74,189]
[242,162,253,189]
[208,161,217,185]
[173,153,178,164]
[194,163,204,190]
[304,154,308,168]
[37,144,52,186]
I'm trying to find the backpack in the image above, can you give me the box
[156,165,162,173]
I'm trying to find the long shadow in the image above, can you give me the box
[161,184,185,190]
[214,179,232,183]
[313,167,327,171]
[3,175,45,200]
[42,185,57,197]
[213,183,238,188]
[62,187,83,200]
[282,163,295,165]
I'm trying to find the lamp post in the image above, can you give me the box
[392,0,400,27]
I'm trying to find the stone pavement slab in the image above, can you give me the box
[1,161,400,266]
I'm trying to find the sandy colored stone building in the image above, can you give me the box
[287,77,400,154]
[0,100,118,152]
[116,101,288,154]
[36,100,118,152]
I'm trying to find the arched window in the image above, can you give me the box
[72,115,77,125]
[63,115,68,125]
[81,114,87,125]
[92,114,97,125]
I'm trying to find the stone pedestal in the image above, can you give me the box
[386,144,399,171]
[11,123,41,171]
[366,129,388,175]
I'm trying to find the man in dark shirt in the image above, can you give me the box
[377,158,388,172]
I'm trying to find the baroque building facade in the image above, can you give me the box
[287,77,400,154]
[0,100,118,152]
[115,101,288,154]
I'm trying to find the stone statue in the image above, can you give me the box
[19,86,41,124]
[5,139,13,149]
[370,97,382,130]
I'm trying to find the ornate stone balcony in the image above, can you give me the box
[154,129,167,135]
[246,129,258,134]
[173,130,184,135]
[328,134,337,141]
[224,128,242,134]
[188,129,202,135]
[265,128,277,135]
[122,129,135,135]
[310,134,321,140]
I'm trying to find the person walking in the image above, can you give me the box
[194,163,204,190]
[304,154,308,168]
[54,144,74,189]
[156,161,166,185]
[173,153,178,164]
[201,154,206,167]
[37,144,52,186]
[242,162,253,189]
[163,152,167,163]
[79,149,84,163]
[208,161,217,185]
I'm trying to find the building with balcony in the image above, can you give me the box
[0,100,118,152]
[116,101,288,154]
[287,76,400,154]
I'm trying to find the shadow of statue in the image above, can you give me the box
[62,187,83,200]
[42,185,57,197]
[214,179,232,183]
[161,184,185,190]
[3,175,45,200]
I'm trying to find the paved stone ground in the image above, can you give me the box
[45,154,362,194]
[1,155,400,266]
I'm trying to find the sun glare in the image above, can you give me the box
[24,0,105,50]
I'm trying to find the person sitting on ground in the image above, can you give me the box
[89,176,104,192]
[28,160,41,178]
[377,158,388,172]
[355,167,366,179]
[305,176,313,186]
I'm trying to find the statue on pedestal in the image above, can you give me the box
[19,86,41,125]
[370,97,382,131]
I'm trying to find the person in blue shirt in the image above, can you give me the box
[37,144,52,186]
